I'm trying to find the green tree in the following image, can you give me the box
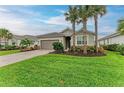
[78,5,91,54]
[20,38,33,49]
[117,18,124,34]
[5,32,13,45]
[90,5,106,53]
[65,6,79,50]
[0,28,12,47]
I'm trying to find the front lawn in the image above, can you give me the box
[0,50,20,56]
[0,51,124,86]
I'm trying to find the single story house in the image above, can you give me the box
[98,32,124,45]
[37,28,95,50]
[1,35,39,46]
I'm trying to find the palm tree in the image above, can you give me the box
[78,5,91,54]
[0,28,7,47]
[6,32,13,45]
[117,18,124,34]
[0,28,12,46]
[65,6,79,50]
[90,5,106,53]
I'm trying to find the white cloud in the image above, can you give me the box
[56,9,66,14]
[41,15,70,26]
[0,7,9,12]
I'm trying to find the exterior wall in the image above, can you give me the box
[88,34,95,46]
[2,38,38,47]
[38,37,66,49]
[71,34,95,46]
[99,35,124,45]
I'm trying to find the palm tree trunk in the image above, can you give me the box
[72,22,76,50]
[94,15,98,53]
[82,19,87,55]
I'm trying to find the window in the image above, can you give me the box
[77,35,87,45]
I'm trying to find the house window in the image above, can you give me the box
[77,35,87,45]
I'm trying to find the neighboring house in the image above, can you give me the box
[1,35,39,46]
[37,28,95,50]
[98,32,124,45]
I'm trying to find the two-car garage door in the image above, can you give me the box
[41,40,59,50]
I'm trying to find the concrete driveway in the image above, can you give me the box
[0,50,52,67]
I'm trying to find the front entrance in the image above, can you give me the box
[65,37,71,49]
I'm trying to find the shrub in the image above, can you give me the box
[102,44,119,51]
[120,47,124,55]
[107,44,119,51]
[20,38,33,49]
[98,47,105,54]
[5,45,12,50]
[34,45,39,50]
[102,45,108,50]
[30,47,34,50]
[87,46,96,53]
[0,44,4,50]
[117,45,124,55]
[116,44,124,52]
[52,42,64,53]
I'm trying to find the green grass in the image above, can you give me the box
[0,51,124,87]
[0,50,20,56]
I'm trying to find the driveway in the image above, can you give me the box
[0,50,52,67]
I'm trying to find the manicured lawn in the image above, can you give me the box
[0,50,20,56]
[0,51,124,86]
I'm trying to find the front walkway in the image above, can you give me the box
[0,50,52,67]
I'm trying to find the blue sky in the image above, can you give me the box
[0,5,124,38]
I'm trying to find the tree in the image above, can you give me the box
[78,5,91,54]
[65,6,79,50]
[90,5,106,53]
[5,32,13,45]
[20,38,33,49]
[0,28,12,47]
[117,18,124,34]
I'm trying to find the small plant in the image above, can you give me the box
[87,46,96,53]
[34,45,39,50]
[107,44,119,51]
[120,46,124,55]
[52,42,64,53]
[98,47,105,54]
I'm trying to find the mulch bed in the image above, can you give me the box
[49,51,106,57]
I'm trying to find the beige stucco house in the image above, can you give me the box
[37,28,95,50]
[1,35,39,46]
[98,32,124,45]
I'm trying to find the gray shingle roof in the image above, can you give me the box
[37,32,64,38]
[98,32,120,41]
[37,28,95,38]
[76,28,95,35]
[13,35,38,40]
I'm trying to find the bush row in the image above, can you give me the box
[102,44,124,55]
[69,46,105,54]
[0,45,19,50]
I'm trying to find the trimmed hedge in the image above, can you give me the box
[52,42,64,53]
[102,44,124,55]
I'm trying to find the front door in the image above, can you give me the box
[65,37,71,49]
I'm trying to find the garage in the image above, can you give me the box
[41,40,58,50]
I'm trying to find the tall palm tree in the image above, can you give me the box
[90,5,106,53]
[0,28,12,46]
[65,6,79,50]
[117,18,124,34]
[78,5,91,54]
[0,29,3,50]
[0,28,7,47]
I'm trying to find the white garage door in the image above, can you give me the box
[41,40,58,50]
